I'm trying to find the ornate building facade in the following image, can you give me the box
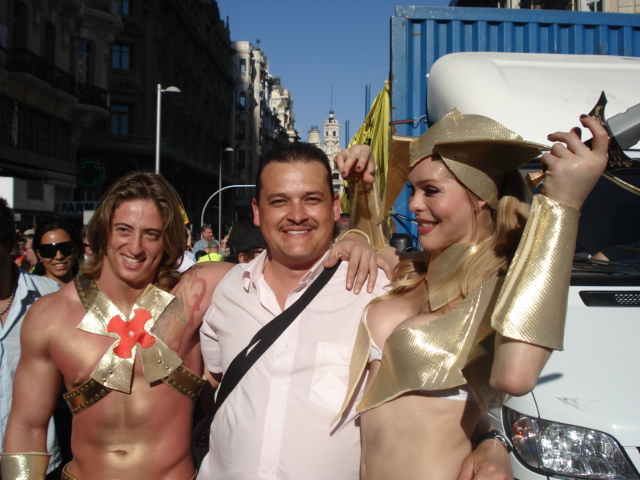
[308,110,344,199]
[230,40,298,221]
[78,0,236,230]
[0,0,120,225]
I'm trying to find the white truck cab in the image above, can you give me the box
[427,52,640,480]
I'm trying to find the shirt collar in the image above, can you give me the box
[242,247,333,292]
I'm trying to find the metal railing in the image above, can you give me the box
[6,48,108,109]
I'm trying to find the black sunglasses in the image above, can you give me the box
[38,241,75,258]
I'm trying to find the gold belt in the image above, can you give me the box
[62,462,197,480]
[64,364,206,415]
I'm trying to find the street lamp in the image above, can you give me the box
[200,184,255,231]
[155,84,181,174]
[218,147,234,240]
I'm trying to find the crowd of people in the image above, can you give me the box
[0,111,608,480]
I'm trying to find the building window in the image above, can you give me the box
[240,59,247,72]
[110,104,130,134]
[72,39,93,84]
[239,92,246,110]
[119,0,131,15]
[112,44,131,69]
[235,149,246,170]
[43,23,56,64]
[587,0,603,10]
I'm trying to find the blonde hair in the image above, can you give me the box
[82,172,185,291]
[377,169,531,412]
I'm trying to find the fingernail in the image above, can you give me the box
[580,114,588,118]
[347,281,352,290]
[547,134,553,138]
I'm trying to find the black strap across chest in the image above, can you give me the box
[212,261,341,417]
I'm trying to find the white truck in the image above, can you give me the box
[426,51,640,480]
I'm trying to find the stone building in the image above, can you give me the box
[0,0,121,225]
[78,0,236,231]
[307,110,344,199]
[231,40,298,221]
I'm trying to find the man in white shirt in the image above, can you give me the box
[199,143,512,480]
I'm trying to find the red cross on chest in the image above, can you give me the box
[107,308,156,358]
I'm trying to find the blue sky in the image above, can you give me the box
[217,1,449,147]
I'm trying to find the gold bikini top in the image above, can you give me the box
[334,195,580,420]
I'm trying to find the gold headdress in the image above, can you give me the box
[394,109,548,209]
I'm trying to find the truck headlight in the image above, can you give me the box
[503,406,640,479]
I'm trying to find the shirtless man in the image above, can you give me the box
[1,172,376,480]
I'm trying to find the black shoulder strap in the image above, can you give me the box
[213,261,341,417]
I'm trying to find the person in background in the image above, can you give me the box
[0,198,62,479]
[32,219,83,287]
[224,218,266,264]
[196,240,224,263]
[16,230,37,273]
[193,224,216,255]
[219,233,230,258]
[80,228,94,265]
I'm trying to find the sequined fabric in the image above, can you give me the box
[0,453,51,480]
[492,195,579,351]
[74,277,180,393]
[332,194,578,421]
[395,109,546,209]
[358,277,501,413]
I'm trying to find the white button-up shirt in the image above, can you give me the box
[199,250,386,480]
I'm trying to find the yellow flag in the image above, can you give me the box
[341,81,391,250]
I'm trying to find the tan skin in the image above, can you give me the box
[4,198,379,479]
[335,115,609,480]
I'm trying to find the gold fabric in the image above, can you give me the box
[0,453,51,480]
[360,277,501,413]
[74,277,180,393]
[63,378,113,415]
[426,242,480,311]
[346,179,389,251]
[342,81,391,211]
[333,194,579,421]
[492,195,580,351]
[393,109,547,209]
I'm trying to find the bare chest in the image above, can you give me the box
[50,296,200,390]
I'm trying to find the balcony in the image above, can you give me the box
[5,48,108,110]
[6,48,47,81]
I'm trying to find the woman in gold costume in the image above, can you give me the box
[334,110,609,480]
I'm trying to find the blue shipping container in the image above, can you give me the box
[389,5,640,241]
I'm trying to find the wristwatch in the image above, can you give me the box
[472,429,513,454]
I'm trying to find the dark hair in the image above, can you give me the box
[0,198,16,248]
[33,218,83,277]
[82,172,186,291]
[255,142,334,201]
[200,224,212,234]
